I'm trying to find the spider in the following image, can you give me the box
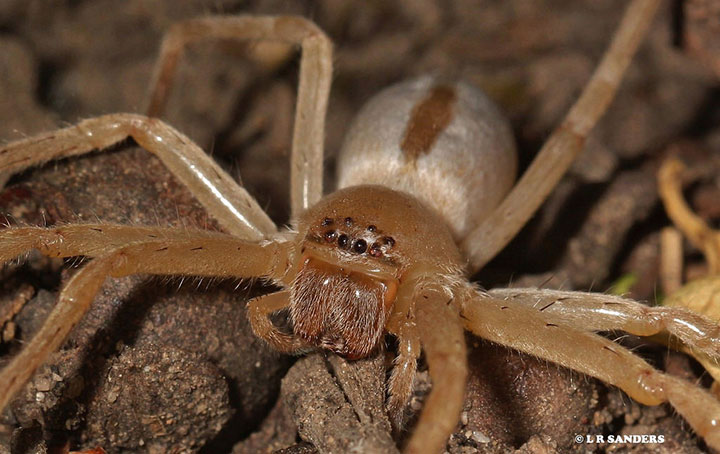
[1,0,720,452]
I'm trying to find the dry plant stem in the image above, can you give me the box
[462,0,660,272]
[461,291,720,449]
[0,226,290,411]
[247,290,309,353]
[404,285,467,454]
[0,285,33,343]
[488,288,720,359]
[146,15,333,217]
[0,114,275,240]
[658,157,720,274]
[660,226,684,295]
[0,286,31,326]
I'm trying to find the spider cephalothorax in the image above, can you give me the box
[290,185,461,359]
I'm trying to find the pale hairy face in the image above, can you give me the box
[289,185,463,358]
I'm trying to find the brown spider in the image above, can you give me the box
[2,0,720,452]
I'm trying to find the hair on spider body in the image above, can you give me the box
[290,185,463,359]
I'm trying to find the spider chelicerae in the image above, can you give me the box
[1,1,720,453]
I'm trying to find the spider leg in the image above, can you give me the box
[247,290,309,353]
[404,284,467,454]
[0,114,275,240]
[386,315,420,431]
[0,228,291,411]
[0,223,253,261]
[461,0,660,272]
[489,288,720,363]
[385,286,421,431]
[459,289,720,449]
[146,15,332,217]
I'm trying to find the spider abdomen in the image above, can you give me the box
[337,76,517,241]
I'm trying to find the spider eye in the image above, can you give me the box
[338,234,349,249]
[352,239,367,254]
[324,230,337,242]
[369,243,383,257]
[321,217,334,226]
[367,225,377,232]
[344,217,353,226]
[382,236,395,247]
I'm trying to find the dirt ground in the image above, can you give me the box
[0,0,719,453]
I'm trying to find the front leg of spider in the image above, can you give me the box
[0,225,291,411]
[385,301,421,431]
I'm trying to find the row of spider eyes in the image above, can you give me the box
[320,217,395,257]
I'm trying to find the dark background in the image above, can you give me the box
[0,0,719,453]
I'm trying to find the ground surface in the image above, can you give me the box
[0,0,719,453]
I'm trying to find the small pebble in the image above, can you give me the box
[472,431,490,443]
[35,377,52,392]
[107,389,119,403]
